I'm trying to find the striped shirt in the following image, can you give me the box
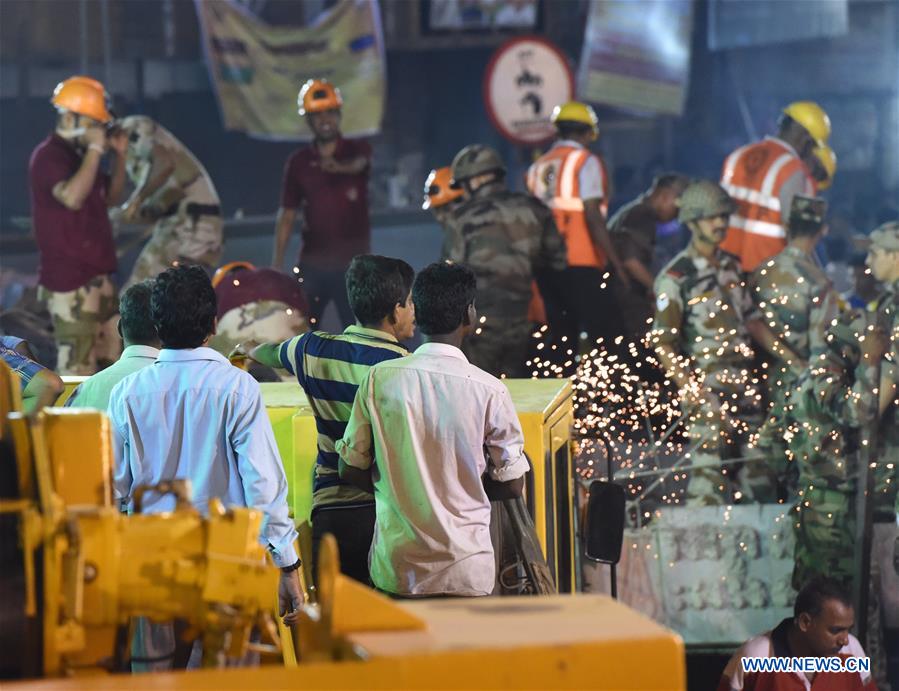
[278,325,408,510]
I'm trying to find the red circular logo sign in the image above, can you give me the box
[483,36,575,147]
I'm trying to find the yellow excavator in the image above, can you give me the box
[0,362,685,689]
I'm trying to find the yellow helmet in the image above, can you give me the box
[783,101,831,143]
[812,145,837,191]
[550,101,599,141]
[298,78,343,116]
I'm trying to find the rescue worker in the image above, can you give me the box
[608,173,688,339]
[29,75,127,375]
[208,261,308,357]
[272,78,372,328]
[651,180,793,505]
[749,196,841,497]
[526,101,630,359]
[118,115,224,288]
[720,101,829,272]
[445,145,567,378]
[787,222,899,687]
[422,166,464,258]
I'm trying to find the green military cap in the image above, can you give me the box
[451,145,506,184]
[869,221,899,252]
[676,179,735,224]
[789,195,827,226]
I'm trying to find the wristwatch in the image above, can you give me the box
[281,558,302,574]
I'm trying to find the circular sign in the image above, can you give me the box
[483,36,574,147]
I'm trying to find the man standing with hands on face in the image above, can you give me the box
[272,79,372,328]
[29,75,129,374]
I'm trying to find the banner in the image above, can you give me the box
[576,0,693,116]
[195,0,385,141]
[708,0,848,51]
[586,505,795,646]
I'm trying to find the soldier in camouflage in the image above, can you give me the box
[749,196,842,496]
[652,180,794,505]
[118,116,224,288]
[444,145,567,378]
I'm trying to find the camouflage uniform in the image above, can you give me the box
[749,244,841,489]
[653,244,772,505]
[37,274,119,376]
[210,301,308,358]
[120,116,223,288]
[446,146,566,378]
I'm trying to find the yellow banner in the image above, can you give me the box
[196,0,385,140]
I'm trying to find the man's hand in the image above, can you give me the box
[278,570,304,626]
[121,199,143,223]
[320,156,368,175]
[861,325,889,364]
[107,128,128,155]
[84,125,107,151]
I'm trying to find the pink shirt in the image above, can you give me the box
[337,342,529,596]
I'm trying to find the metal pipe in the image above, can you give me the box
[79,0,89,75]
[100,0,112,88]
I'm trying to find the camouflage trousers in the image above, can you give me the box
[463,317,533,379]
[683,395,777,506]
[791,485,855,592]
[38,274,120,376]
[207,300,307,358]
[124,212,223,289]
[756,371,800,497]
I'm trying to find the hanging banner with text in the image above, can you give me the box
[576,0,693,116]
[195,0,385,141]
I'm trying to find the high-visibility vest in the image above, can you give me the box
[719,136,814,272]
[527,144,609,268]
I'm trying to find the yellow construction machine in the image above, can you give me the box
[4,363,685,689]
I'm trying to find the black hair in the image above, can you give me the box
[119,280,157,344]
[794,577,852,619]
[556,121,594,140]
[652,172,688,191]
[345,255,414,326]
[412,262,477,335]
[151,265,217,349]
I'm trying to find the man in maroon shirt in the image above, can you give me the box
[271,78,372,329]
[29,76,128,374]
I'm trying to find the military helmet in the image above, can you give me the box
[869,221,899,252]
[676,180,735,224]
[788,195,827,232]
[450,145,506,184]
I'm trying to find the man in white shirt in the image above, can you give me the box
[108,265,300,670]
[67,280,159,410]
[337,261,529,597]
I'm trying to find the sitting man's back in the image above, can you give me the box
[338,262,529,597]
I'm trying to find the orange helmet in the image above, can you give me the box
[298,79,343,116]
[422,167,463,211]
[51,75,112,123]
[212,261,255,289]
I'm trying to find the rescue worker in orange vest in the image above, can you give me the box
[720,101,830,272]
[526,101,629,366]
[422,166,464,259]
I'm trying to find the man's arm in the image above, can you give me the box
[229,385,299,567]
[21,368,65,417]
[106,129,129,207]
[336,373,376,491]
[122,144,176,221]
[483,388,530,495]
[272,207,297,269]
[52,131,105,211]
[248,342,285,370]
[746,317,805,372]
[584,198,630,287]
[624,257,655,292]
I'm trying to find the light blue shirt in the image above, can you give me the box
[108,347,298,567]
[67,344,160,411]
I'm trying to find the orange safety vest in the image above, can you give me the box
[527,143,609,268]
[719,137,814,272]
